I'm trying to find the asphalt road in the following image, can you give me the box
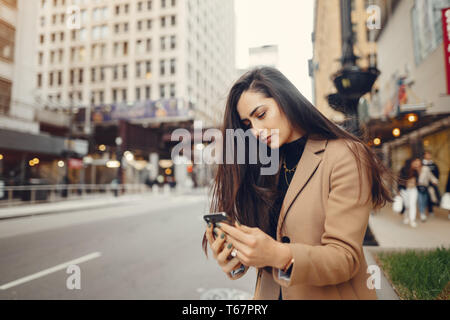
[0,192,256,299]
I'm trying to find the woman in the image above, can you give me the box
[412,158,438,222]
[398,158,419,227]
[202,67,393,300]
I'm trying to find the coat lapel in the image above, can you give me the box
[276,138,328,238]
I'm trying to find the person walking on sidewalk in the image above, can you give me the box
[202,67,393,300]
[422,151,440,215]
[412,158,438,222]
[398,158,419,228]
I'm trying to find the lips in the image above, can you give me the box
[263,135,272,144]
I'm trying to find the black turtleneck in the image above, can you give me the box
[268,134,308,240]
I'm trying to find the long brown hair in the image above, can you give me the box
[202,67,393,256]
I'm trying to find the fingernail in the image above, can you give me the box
[216,223,221,227]
[227,243,232,249]
[220,233,225,239]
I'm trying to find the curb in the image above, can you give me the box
[363,246,400,300]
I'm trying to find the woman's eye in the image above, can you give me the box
[257,112,266,119]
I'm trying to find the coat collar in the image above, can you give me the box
[276,138,328,238]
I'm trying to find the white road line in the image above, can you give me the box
[0,252,102,290]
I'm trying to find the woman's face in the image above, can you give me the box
[412,159,421,170]
[236,90,303,149]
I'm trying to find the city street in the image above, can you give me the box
[0,191,256,299]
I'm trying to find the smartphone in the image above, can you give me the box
[203,212,230,225]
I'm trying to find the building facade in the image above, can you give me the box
[35,0,236,129]
[372,0,450,192]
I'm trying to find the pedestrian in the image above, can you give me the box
[202,67,393,300]
[422,151,440,215]
[412,158,438,222]
[398,158,418,228]
[441,170,450,220]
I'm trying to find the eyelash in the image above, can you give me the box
[243,112,266,128]
[257,112,266,119]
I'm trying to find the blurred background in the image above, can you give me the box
[0,0,448,300]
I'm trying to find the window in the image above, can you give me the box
[147,0,152,10]
[137,20,142,31]
[123,41,128,55]
[161,16,166,27]
[170,83,175,97]
[37,74,42,88]
[49,72,54,86]
[136,62,141,78]
[160,84,165,98]
[91,67,96,82]
[160,60,165,75]
[171,15,176,26]
[147,19,152,29]
[122,89,127,101]
[58,71,63,86]
[113,89,118,102]
[145,86,151,99]
[122,64,127,79]
[170,35,176,49]
[411,0,450,65]
[161,0,166,8]
[138,1,143,11]
[136,87,141,101]
[79,68,83,84]
[100,67,105,81]
[160,36,166,50]
[146,38,152,52]
[170,58,176,74]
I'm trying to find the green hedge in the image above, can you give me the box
[376,247,450,300]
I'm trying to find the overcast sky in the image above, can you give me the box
[234,0,315,102]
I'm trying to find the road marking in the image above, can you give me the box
[0,252,102,290]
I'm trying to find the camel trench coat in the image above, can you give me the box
[230,138,378,300]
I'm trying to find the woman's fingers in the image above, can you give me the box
[216,241,234,266]
[222,257,242,274]
[210,228,226,257]
[205,223,215,247]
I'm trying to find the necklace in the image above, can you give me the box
[282,158,297,186]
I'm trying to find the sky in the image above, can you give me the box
[234,0,315,102]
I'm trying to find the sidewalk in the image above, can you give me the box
[0,187,210,220]
[364,205,450,300]
[368,205,450,248]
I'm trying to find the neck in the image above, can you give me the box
[285,128,304,143]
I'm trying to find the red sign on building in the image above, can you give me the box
[68,158,83,169]
[442,8,450,95]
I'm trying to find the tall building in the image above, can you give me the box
[0,0,88,187]
[35,0,236,129]
[310,0,378,122]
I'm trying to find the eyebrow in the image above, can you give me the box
[241,105,266,122]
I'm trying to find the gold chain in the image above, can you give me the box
[282,158,297,186]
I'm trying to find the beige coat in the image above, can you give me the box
[231,138,378,300]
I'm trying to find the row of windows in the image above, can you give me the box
[39,13,176,44]
[42,0,175,10]
[38,59,176,87]
[45,84,176,105]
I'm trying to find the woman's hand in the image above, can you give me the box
[216,222,292,269]
[205,222,246,276]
